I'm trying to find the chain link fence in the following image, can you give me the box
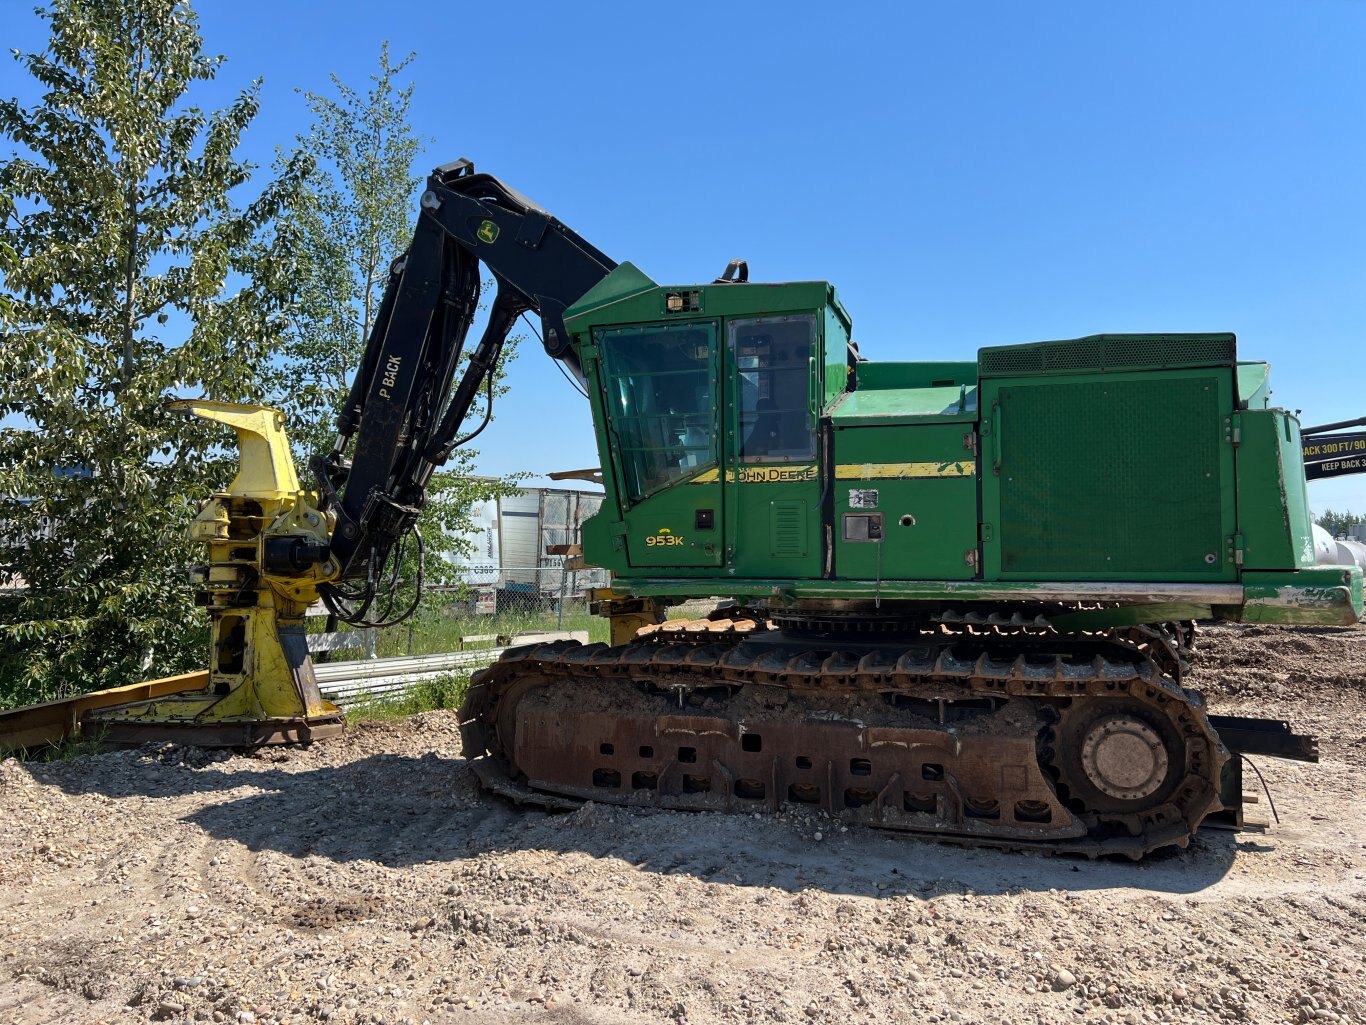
[439,561,611,619]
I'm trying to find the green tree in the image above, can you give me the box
[272,42,424,458]
[1315,508,1360,539]
[0,0,305,706]
[272,45,521,629]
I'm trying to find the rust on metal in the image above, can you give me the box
[86,714,344,748]
[0,666,343,754]
[461,614,1228,859]
[0,670,209,754]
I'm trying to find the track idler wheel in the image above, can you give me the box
[1080,714,1171,802]
[1046,693,1211,843]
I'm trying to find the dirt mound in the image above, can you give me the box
[1189,621,1366,759]
[1190,622,1366,701]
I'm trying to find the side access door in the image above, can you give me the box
[721,314,825,579]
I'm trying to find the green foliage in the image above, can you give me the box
[370,602,610,658]
[1315,508,1360,539]
[14,729,110,763]
[270,42,425,459]
[269,44,524,621]
[343,672,469,724]
[0,0,306,707]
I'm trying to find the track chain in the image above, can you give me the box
[460,626,1227,859]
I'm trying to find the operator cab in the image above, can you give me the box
[567,264,850,579]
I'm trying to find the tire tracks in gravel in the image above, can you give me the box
[2,674,1364,1024]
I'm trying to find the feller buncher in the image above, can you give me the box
[11,159,1358,857]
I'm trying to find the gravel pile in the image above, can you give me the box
[2,627,1364,1025]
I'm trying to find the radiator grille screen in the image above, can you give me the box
[997,376,1226,575]
[980,334,1236,379]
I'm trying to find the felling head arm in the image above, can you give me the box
[166,399,300,499]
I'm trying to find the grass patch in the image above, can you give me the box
[343,672,471,725]
[313,603,612,662]
[14,730,110,762]
[371,606,610,659]
[334,598,723,726]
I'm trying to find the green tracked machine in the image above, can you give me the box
[72,159,1360,857]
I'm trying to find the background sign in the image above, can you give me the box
[1302,432,1366,462]
[1303,432,1366,480]
[1306,455,1366,481]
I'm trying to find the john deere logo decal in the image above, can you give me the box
[476,220,500,244]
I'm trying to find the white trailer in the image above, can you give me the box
[446,486,608,611]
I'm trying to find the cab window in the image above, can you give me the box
[599,322,715,502]
[733,315,817,463]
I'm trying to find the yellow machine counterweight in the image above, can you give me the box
[81,401,346,746]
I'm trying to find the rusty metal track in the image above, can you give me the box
[459,628,1228,859]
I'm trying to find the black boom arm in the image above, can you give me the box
[313,158,616,625]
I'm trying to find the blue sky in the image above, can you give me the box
[5,0,1366,513]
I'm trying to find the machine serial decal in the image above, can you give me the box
[476,219,500,244]
[848,488,879,509]
[835,461,975,479]
[645,527,685,547]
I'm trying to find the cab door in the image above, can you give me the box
[721,314,824,578]
[595,320,724,568]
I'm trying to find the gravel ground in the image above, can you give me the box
[2,622,1364,1025]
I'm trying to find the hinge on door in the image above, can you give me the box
[1225,414,1242,447]
[986,399,1002,476]
[980,523,993,543]
[963,432,977,454]
[1228,532,1244,566]
[964,549,980,571]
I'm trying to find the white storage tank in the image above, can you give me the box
[1333,539,1366,574]
[1311,523,1366,572]
[1312,524,1339,565]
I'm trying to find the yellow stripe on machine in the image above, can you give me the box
[836,461,975,479]
[687,462,975,483]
